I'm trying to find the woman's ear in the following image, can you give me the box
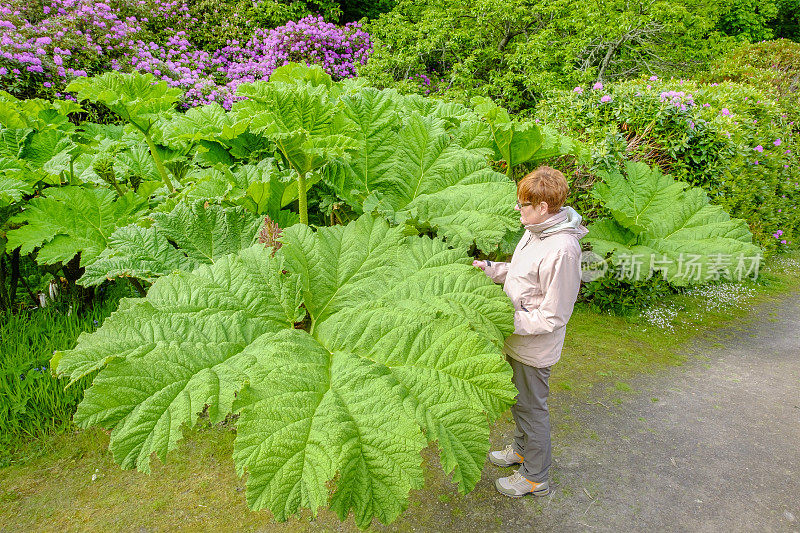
[539,201,550,215]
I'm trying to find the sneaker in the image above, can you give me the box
[495,470,550,498]
[488,444,523,467]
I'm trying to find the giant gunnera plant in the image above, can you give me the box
[53,214,517,527]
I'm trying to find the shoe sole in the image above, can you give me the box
[494,481,550,498]
[496,488,550,498]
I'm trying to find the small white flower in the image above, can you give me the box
[641,302,680,332]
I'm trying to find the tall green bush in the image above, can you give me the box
[702,39,800,123]
[361,0,733,112]
[537,77,799,252]
[176,0,343,51]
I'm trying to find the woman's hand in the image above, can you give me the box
[473,260,488,271]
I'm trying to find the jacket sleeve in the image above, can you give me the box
[513,251,581,335]
[483,261,510,284]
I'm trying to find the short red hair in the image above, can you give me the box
[517,166,569,214]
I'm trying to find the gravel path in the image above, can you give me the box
[390,291,800,533]
[493,291,800,532]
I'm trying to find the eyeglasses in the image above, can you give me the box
[515,200,533,209]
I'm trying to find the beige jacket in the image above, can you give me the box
[483,207,588,368]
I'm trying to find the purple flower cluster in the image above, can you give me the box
[213,16,371,87]
[1,3,371,109]
[128,31,236,108]
[659,90,695,111]
[772,229,788,244]
[406,73,448,95]
[0,0,144,83]
[408,73,431,86]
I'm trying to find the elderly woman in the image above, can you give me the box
[473,165,588,498]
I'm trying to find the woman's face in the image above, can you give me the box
[515,199,551,226]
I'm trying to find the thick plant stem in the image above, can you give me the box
[297,171,308,225]
[128,278,147,297]
[9,248,21,310]
[143,134,175,193]
[0,251,7,311]
[19,275,38,307]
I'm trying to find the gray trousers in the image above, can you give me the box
[507,355,552,483]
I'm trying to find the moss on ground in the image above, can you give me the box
[1,252,799,532]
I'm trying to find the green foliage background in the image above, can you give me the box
[360,0,735,111]
[2,0,800,525]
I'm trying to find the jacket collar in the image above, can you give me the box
[523,206,589,240]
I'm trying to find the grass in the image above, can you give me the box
[1,251,799,531]
[0,283,131,466]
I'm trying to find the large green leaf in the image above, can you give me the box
[116,144,162,184]
[471,96,542,169]
[79,198,263,286]
[22,129,77,170]
[6,186,148,266]
[0,91,28,129]
[78,224,199,286]
[159,103,259,164]
[0,128,32,159]
[400,94,482,127]
[586,161,762,285]
[0,175,32,206]
[536,124,589,164]
[161,103,249,144]
[266,62,335,89]
[148,201,263,264]
[325,90,518,252]
[182,162,300,226]
[0,91,80,131]
[54,215,515,527]
[233,82,358,177]
[471,97,585,170]
[323,89,400,203]
[66,72,181,134]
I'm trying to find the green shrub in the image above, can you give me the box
[361,0,734,113]
[716,0,800,42]
[774,0,800,41]
[579,275,674,316]
[702,39,800,123]
[537,77,800,252]
[715,0,780,42]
